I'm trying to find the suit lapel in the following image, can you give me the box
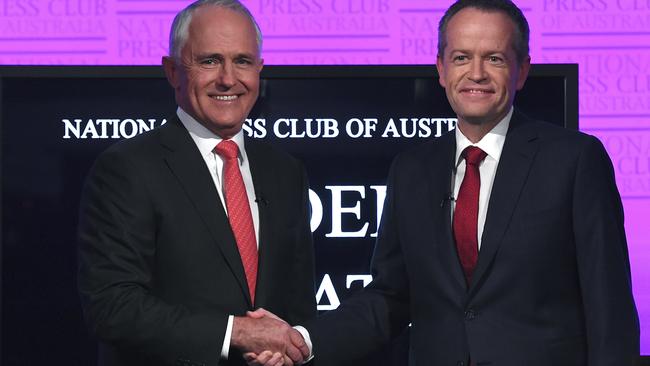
[469,111,540,293]
[243,139,272,307]
[427,133,467,291]
[158,117,253,306]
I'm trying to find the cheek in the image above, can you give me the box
[249,83,260,97]
[187,71,211,90]
[506,78,520,97]
[239,71,261,91]
[443,70,464,91]
[494,73,513,93]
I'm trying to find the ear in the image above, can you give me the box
[257,58,264,73]
[162,56,180,89]
[516,55,531,90]
[436,56,446,88]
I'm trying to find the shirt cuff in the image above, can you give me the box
[293,325,314,363]
[221,315,234,359]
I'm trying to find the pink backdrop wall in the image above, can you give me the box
[2,0,649,352]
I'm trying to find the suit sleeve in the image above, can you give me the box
[572,136,640,365]
[77,150,227,366]
[305,156,411,364]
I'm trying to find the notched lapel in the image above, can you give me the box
[469,115,540,294]
[244,140,272,306]
[428,133,467,291]
[159,118,253,306]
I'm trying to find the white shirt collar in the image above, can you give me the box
[454,107,512,166]
[176,107,248,165]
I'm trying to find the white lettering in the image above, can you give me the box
[345,117,378,138]
[309,189,323,232]
[119,119,138,139]
[62,119,82,139]
[62,118,166,139]
[316,274,340,311]
[370,185,386,237]
[346,275,373,288]
[382,118,400,137]
[326,185,369,237]
[81,120,100,139]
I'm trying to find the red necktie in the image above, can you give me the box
[215,140,258,303]
[453,146,487,285]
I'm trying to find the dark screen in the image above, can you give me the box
[0,65,577,365]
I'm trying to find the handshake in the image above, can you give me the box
[232,308,311,366]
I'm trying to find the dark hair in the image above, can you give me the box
[437,0,529,63]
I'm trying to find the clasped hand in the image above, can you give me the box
[232,308,309,366]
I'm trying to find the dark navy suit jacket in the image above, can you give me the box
[306,110,639,366]
[78,116,317,366]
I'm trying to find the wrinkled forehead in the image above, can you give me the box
[189,5,261,53]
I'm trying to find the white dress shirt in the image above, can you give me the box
[452,108,512,249]
[177,107,260,359]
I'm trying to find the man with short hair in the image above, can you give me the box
[78,1,315,365]
[249,0,640,365]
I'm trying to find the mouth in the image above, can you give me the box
[460,88,494,94]
[210,95,239,101]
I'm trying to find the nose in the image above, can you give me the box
[216,62,236,89]
[467,59,487,83]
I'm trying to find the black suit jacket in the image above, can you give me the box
[78,117,317,366]
[306,110,639,366]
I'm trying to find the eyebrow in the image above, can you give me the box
[449,49,507,57]
[195,52,258,60]
[194,53,222,60]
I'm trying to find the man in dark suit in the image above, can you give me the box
[247,0,640,365]
[77,1,315,365]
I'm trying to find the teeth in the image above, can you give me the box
[212,95,238,101]
[467,89,488,93]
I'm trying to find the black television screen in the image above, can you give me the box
[0,64,578,364]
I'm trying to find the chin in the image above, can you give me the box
[207,114,242,126]
[458,109,489,120]
[459,112,498,125]
[461,118,488,126]
[215,120,244,131]
[209,121,239,130]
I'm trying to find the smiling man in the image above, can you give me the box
[248,0,640,365]
[77,1,316,366]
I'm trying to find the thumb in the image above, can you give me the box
[247,307,285,323]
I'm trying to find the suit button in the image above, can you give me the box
[464,309,476,320]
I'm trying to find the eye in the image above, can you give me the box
[199,57,221,68]
[487,55,504,65]
[452,55,469,64]
[234,57,254,67]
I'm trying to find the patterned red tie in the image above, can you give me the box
[453,146,487,285]
[214,140,258,303]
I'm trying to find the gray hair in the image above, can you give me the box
[168,0,263,60]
